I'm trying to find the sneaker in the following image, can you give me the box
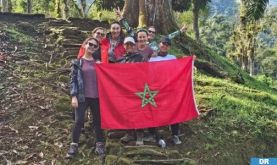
[120,133,134,143]
[158,139,166,148]
[95,142,105,155]
[136,132,144,146]
[66,143,78,158]
[172,135,182,145]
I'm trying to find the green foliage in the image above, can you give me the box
[200,15,234,56]
[174,11,194,25]
[88,5,117,22]
[172,0,191,12]
[94,0,124,11]
[245,0,269,21]
[3,25,34,45]
[208,0,239,17]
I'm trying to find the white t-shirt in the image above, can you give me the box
[149,54,176,62]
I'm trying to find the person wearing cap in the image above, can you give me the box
[149,37,176,62]
[117,36,144,63]
[118,36,145,145]
[147,36,182,146]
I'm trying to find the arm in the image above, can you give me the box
[115,7,135,37]
[70,60,79,108]
[70,59,78,97]
[167,24,188,40]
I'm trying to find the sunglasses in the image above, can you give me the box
[88,42,98,48]
[162,42,170,46]
[148,30,156,34]
[96,32,105,37]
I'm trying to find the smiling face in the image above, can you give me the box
[137,31,148,45]
[124,42,135,53]
[147,27,156,41]
[110,23,121,39]
[93,28,105,41]
[159,41,170,53]
[85,38,99,54]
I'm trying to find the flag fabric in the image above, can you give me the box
[95,56,199,129]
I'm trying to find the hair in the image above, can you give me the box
[134,28,148,42]
[91,27,106,35]
[147,26,155,30]
[81,37,100,49]
[136,28,148,36]
[110,21,121,27]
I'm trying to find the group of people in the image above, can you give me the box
[67,10,191,158]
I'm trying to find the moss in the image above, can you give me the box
[105,155,132,165]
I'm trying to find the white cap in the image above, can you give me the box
[124,37,135,44]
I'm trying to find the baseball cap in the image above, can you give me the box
[124,36,135,44]
[160,37,171,46]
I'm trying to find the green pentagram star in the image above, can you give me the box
[135,83,159,108]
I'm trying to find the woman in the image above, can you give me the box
[77,27,106,60]
[67,37,105,158]
[101,21,125,63]
[135,29,154,61]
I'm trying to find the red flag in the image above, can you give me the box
[95,56,199,129]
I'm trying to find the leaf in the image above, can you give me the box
[39,152,44,158]
[54,142,63,148]
[15,160,28,164]
[28,126,39,130]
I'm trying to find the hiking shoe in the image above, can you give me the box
[158,139,166,148]
[66,143,78,158]
[143,134,156,143]
[172,135,182,145]
[95,142,105,155]
[120,133,134,143]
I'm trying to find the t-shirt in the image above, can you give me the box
[135,45,154,61]
[149,54,176,62]
[82,59,98,98]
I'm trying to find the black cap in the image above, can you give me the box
[160,37,171,46]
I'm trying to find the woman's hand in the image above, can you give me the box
[193,55,197,60]
[71,96,78,109]
[114,7,123,20]
[180,24,188,33]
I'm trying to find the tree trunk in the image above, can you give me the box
[1,0,12,12]
[123,0,178,34]
[138,0,147,28]
[192,0,200,41]
[1,0,7,12]
[80,0,86,17]
[122,0,139,27]
[55,0,62,18]
[62,0,69,19]
[27,0,32,13]
[248,37,256,76]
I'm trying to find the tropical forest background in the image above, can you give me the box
[0,0,276,164]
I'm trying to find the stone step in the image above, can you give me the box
[48,19,72,27]
[133,158,196,165]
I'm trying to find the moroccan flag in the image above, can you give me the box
[95,56,199,129]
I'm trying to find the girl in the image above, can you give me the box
[67,37,105,158]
